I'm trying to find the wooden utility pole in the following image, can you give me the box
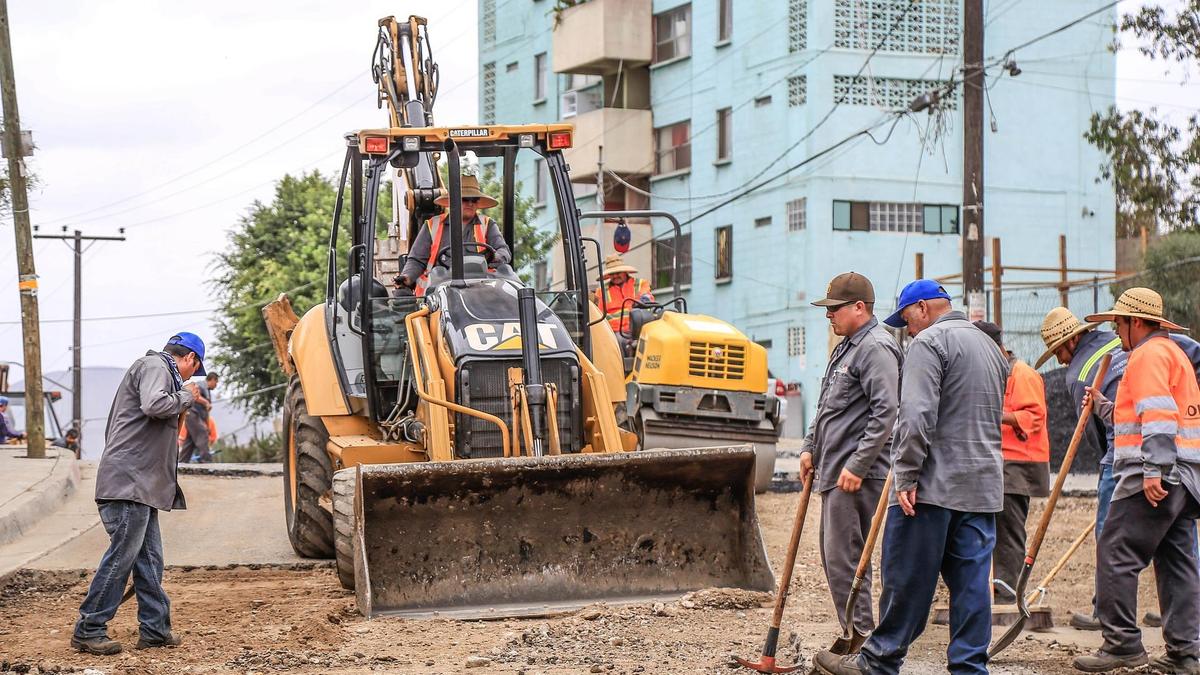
[991,237,1003,328]
[962,0,986,322]
[914,252,924,280]
[33,228,126,455]
[0,0,45,458]
[1059,234,1069,306]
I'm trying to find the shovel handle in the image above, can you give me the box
[1025,520,1096,605]
[853,472,894,581]
[770,474,815,628]
[1024,354,1110,564]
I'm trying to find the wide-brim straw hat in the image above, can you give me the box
[434,174,499,209]
[602,253,637,276]
[1034,307,1100,368]
[1085,287,1187,332]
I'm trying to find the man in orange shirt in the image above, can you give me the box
[594,254,654,336]
[976,321,1050,604]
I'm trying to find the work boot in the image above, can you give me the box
[1073,649,1149,672]
[1070,612,1103,631]
[71,635,122,655]
[813,651,867,675]
[1150,653,1200,674]
[1143,611,1163,628]
[135,631,182,649]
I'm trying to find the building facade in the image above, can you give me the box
[478,0,1116,428]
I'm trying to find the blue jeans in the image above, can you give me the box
[859,505,996,675]
[1096,463,1116,537]
[74,500,171,641]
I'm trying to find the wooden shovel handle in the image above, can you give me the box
[1024,354,1111,562]
[853,472,894,580]
[1027,520,1095,603]
[770,474,815,627]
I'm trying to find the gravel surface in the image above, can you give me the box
[0,493,1166,674]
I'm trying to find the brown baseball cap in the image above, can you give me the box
[812,272,875,307]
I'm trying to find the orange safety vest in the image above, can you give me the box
[416,214,490,296]
[594,277,653,333]
[1001,359,1050,463]
[1113,334,1200,469]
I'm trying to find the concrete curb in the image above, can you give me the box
[0,448,80,548]
[178,462,283,478]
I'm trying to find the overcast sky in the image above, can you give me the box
[0,0,1194,397]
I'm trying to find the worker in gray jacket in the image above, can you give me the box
[72,332,205,656]
[816,280,1008,675]
[800,272,900,639]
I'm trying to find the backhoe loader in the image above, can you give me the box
[261,16,772,619]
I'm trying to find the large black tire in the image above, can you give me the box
[332,468,355,590]
[282,376,335,559]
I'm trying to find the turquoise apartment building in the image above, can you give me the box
[477,0,1116,429]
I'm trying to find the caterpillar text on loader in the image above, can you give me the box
[582,210,783,492]
[261,15,772,620]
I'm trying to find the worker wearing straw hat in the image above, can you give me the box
[1071,288,1200,674]
[594,253,654,336]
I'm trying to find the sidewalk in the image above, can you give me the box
[0,445,80,548]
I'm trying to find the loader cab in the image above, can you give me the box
[323,124,594,425]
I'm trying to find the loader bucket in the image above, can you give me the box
[352,446,774,619]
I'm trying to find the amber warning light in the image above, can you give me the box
[548,131,572,149]
[364,136,389,154]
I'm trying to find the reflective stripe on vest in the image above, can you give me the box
[1078,337,1122,383]
[416,214,489,296]
[597,278,651,329]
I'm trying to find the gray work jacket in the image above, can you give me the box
[95,352,194,511]
[892,311,1009,513]
[801,317,901,492]
[400,215,512,281]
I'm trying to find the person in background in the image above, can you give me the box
[53,428,81,457]
[179,372,218,463]
[0,396,25,443]
[594,254,655,337]
[975,320,1050,604]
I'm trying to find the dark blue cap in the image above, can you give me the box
[168,332,207,376]
[884,279,952,328]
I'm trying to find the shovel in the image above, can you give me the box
[735,473,815,673]
[989,354,1111,658]
[1024,519,1096,607]
[825,472,894,658]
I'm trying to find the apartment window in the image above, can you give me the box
[482,62,496,125]
[834,0,960,55]
[654,4,692,63]
[482,0,497,46]
[534,158,548,205]
[533,52,547,101]
[923,204,960,234]
[754,95,772,107]
[787,326,806,357]
[716,108,732,162]
[788,76,807,106]
[506,61,519,73]
[834,200,960,234]
[715,225,733,282]
[787,198,806,231]
[833,76,957,110]
[755,216,772,228]
[718,0,733,42]
[655,120,691,174]
[652,233,692,290]
[788,0,807,52]
[756,338,774,349]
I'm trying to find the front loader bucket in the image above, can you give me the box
[352,446,773,619]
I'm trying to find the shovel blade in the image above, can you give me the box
[988,564,1033,658]
[733,655,803,673]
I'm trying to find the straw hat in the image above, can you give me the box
[1085,287,1187,332]
[434,174,499,209]
[602,253,637,276]
[1034,307,1100,368]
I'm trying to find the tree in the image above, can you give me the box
[1139,230,1200,331]
[1084,1,1200,234]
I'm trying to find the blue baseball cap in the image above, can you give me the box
[167,332,207,376]
[884,279,952,328]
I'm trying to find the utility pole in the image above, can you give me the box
[0,0,45,458]
[33,228,126,455]
[961,0,986,322]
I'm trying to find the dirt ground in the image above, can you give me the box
[0,493,1165,674]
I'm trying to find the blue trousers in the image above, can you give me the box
[859,505,996,675]
[1095,463,1116,537]
[74,500,172,641]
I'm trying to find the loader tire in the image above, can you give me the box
[282,376,335,559]
[332,468,355,590]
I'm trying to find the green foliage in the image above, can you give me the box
[1085,2,1200,234]
[210,171,347,418]
[1139,230,1200,331]
[213,431,283,463]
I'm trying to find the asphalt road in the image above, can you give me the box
[29,472,302,569]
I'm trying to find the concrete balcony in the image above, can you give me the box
[552,0,652,75]
[563,107,653,182]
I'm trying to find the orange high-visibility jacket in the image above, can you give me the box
[416,213,490,296]
[1002,359,1050,463]
[1113,334,1200,476]
[594,277,653,334]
